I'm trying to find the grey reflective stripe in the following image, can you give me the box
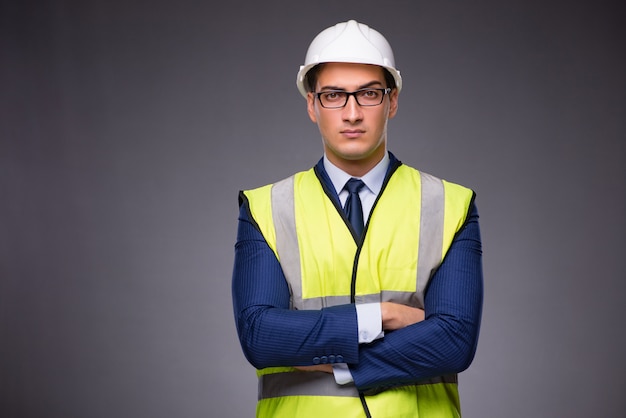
[300,295,351,309]
[259,371,359,400]
[353,293,383,304]
[259,372,457,399]
[415,172,445,307]
[381,290,423,307]
[271,176,301,308]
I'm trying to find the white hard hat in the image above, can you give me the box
[296,19,402,98]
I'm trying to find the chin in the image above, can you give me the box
[326,139,384,162]
[344,144,382,159]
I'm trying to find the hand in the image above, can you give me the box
[294,364,333,373]
[381,302,425,331]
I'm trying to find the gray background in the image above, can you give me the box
[1,0,624,417]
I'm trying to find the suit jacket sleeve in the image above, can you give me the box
[231,199,360,369]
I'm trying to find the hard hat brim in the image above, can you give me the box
[296,62,402,98]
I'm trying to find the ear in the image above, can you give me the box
[387,88,399,119]
[306,92,318,123]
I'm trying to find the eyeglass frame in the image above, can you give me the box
[313,87,392,109]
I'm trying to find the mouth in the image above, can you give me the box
[340,129,365,139]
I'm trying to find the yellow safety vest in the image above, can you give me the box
[243,164,474,418]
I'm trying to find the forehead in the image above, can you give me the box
[315,62,386,88]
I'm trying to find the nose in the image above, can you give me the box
[342,94,363,124]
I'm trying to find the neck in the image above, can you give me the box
[326,148,386,178]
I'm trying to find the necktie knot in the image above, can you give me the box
[344,178,365,194]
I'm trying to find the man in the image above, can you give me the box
[232,19,483,417]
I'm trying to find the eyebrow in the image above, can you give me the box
[318,80,384,91]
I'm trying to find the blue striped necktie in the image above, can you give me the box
[343,178,365,237]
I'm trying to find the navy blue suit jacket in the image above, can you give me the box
[232,153,483,391]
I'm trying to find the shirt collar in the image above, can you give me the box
[323,152,389,195]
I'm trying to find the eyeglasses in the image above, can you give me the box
[314,88,392,109]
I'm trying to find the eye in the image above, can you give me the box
[323,91,343,101]
[362,89,380,98]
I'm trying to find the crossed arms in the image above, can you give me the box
[232,201,483,391]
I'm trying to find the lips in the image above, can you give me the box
[341,129,365,139]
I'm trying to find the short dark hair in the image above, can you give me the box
[304,63,397,92]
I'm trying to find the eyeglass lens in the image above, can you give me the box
[318,89,387,108]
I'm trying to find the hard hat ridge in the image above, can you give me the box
[296,19,402,98]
